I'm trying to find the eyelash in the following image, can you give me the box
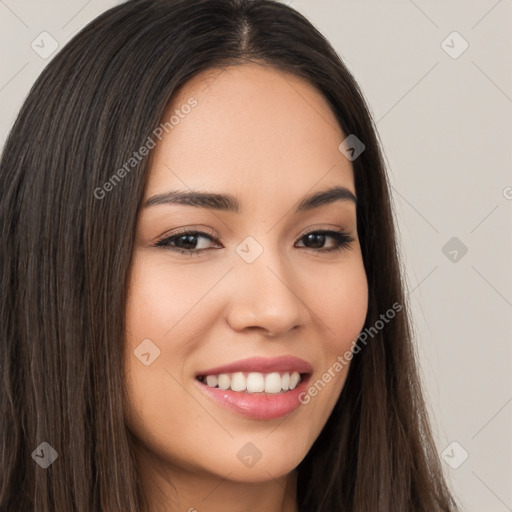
[153,228,354,257]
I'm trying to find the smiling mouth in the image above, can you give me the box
[196,371,309,394]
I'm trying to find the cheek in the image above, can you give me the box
[123,254,223,448]
[125,256,195,338]
[124,253,220,364]
[316,257,369,351]
[278,258,368,454]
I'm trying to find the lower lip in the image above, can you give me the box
[196,374,311,420]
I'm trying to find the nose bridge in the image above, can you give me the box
[226,234,306,335]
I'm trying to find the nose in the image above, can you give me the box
[225,249,308,337]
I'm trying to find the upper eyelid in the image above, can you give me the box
[154,226,217,243]
[163,222,352,236]
[155,227,353,247]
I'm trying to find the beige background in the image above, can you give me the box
[1,1,511,510]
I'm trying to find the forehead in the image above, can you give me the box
[145,63,355,202]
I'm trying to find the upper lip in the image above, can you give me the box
[195,356,313,377]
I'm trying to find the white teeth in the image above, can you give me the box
[200,371,304,394]
[289,371,300,390]
[230,372,246,392]
[281,372,290,390]
[246,372,265,393]
[205,375,218,387]
[217,374,230,390]
[264,372,282,393]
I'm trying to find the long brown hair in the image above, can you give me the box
[0,0,460,510]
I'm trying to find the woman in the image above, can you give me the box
[0,0,460,510]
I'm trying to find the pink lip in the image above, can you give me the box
[196,373,312,420]
[195,355,313,377]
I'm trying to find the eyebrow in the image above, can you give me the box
[144,185,357,213]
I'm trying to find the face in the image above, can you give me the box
[124,63,368,487]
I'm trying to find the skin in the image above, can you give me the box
[124,62,368,512]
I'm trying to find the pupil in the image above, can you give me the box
[176,234,197,249]
[305,233,325,249]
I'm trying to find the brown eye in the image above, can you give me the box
[297,230,354,252]
[154,230,221,257]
